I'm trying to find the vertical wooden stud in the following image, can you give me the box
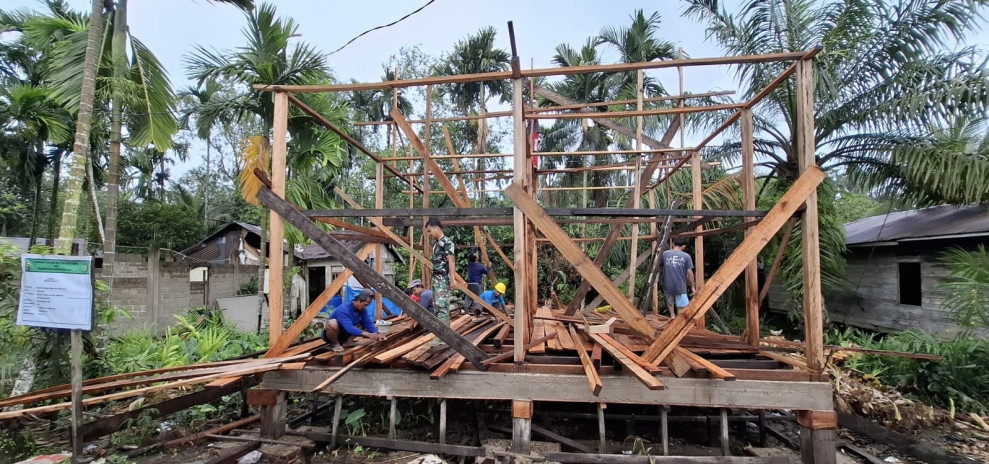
[512,76,530,363]
[268,90,289,346]
[422,85,433,285]
[796,59,824,372]
[628,69,644,300]
[741,108,759,344]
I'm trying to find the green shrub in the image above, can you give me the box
[828,327,989,412]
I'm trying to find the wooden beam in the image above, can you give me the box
[286,94,420,193]
[265,244,375,357]
[547,452,791,463]
[741,108,758,345]
[570,326,603,396]
[505,183,656,338]
[672,347,736,381]
[796,58,825,374]
[268,91,288,346]
[256,187,489,369]
[254,51,810,93]
[309,207,766,219]
[584,333,664,391]
[641,167,826,365]
[527,90,736,113]
[628,69,644,302]
[525,103,745,120]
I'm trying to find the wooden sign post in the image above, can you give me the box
[16,254,94,462]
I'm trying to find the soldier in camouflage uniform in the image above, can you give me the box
[425,218,459,335]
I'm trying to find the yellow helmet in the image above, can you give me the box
[495,282,507,294]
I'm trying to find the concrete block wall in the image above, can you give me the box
[101,254,258,335]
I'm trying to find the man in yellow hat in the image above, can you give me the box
[478,282,508,315]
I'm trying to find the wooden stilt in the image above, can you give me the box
[721,408,730,456]
[511,400,533,454]
[388,396,397,439]
[598,403,607,453]
[439,399,448,445]
[330,396,343,449]
[259,390,286,439]
[268,91,289,345]
[798,411,837,464]
[759,410,768,446]
[660,406,669,456]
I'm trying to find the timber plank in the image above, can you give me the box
[587,334,665,390]
[570,326,603,396]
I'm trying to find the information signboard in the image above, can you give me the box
[16,254,94,331]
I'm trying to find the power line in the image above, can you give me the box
[327,0,438,56]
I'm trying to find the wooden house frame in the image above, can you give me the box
[250,39,837,464]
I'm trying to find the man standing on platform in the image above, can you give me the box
[425,219,459,343]
[465,251,493,316]
[662,238,696,317]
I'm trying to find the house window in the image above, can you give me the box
[898,262,922,306]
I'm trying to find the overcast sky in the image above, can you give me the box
[5,0,989,177]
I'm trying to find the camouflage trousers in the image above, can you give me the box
[432,275,451,327]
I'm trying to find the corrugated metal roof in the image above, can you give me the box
[844,204,989,246]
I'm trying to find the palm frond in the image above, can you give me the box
[239,135,271,205]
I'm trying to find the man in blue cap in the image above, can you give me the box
[321,288,385,352]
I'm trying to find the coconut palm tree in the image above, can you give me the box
[683,0,989,309]
[186,2,346,330]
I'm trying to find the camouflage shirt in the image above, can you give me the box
[431,235,455,276]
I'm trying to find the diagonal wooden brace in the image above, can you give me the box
[504,183,656,338]
[642,166,827,365]
[256,186,489,369]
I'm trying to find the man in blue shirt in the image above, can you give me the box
[478,282,508,313]
[465,252,492,316]
[321,289,385,352]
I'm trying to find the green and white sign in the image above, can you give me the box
[17,254,94,331]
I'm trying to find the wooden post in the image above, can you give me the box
[330,396,343,449]
[796,59,824,372]
[268,90,288,346]
[512,400,533,454]
[512,75,531,363]
[798,411,837,464]
[660,406,669,455]
[388,396,397,439]
[439,399,448,445]
[628,70,644,300]
[598,403,607,453]
[422,85,433,286]
[375,160,385,320]
[259,390,286,439]
[70,329,83,462]
[741,108,759,345]
[720,408,730,456]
